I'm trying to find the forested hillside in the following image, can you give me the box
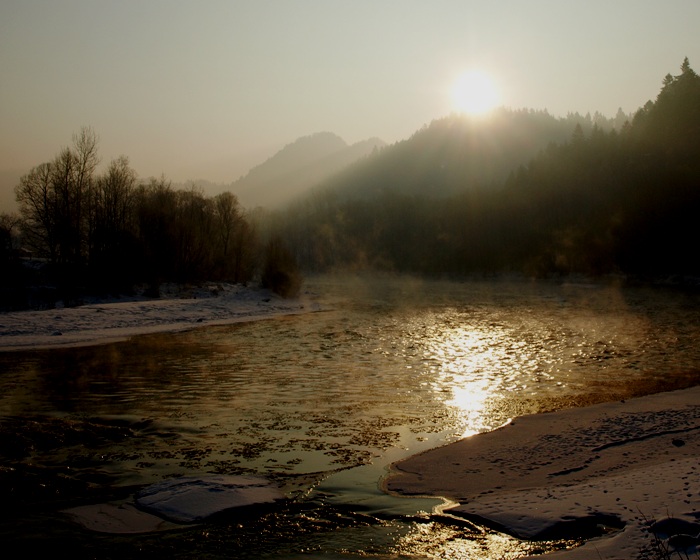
[271,59,700,279]
[309,107,629,200]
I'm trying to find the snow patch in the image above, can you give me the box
[0,283,320,351]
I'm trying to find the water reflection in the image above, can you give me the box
[427,322,511,437]
[1,276,699,558]
[391,520,577,559]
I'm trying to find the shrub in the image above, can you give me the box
[260,237,302,298]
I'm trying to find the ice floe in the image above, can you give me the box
[64,475,286,532]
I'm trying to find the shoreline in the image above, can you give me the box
[383,386,700,558]
[0,283,319,352]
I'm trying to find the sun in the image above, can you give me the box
[451,70,500,115]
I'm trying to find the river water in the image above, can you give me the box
[1,275,699,558]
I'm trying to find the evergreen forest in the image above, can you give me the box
[270,59,700,279]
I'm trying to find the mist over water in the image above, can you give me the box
[1,275,699,557]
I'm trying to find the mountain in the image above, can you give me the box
[277,60,700,278]
[232,132,386,209]
[309,108,631,201]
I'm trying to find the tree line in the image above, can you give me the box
[2,128,299,309]
[269,59,700,280]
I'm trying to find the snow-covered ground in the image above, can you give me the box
[385,386,700,559]
[0,283,318,351]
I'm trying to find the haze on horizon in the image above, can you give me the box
[1,0,699,211]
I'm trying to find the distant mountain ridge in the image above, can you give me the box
[233,132,386,208]
[309,108,632,201]
[274,59,700,278]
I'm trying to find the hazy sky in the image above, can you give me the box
[2,0,699,210]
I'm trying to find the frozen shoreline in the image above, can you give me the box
[384,386,700,559]
[0,283,318,351]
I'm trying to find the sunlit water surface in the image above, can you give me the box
[1,276,700,558]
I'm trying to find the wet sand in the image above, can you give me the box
[384,386,700,559]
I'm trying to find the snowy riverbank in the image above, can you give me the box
[0,283,318,351]
[384,386,700,559]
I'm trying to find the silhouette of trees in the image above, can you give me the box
[14,127,101,301]
[13,132,275,307]
[132,180,261,290]
[0,213,24,309]
[213,191,257,282]
[15,162,57,261]
[88,155,138,290]
[261,235,302,298]
[52,127,100,268]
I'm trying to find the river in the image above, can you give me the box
[1,275,699,558]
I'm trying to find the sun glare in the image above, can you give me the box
[451,70,500,115]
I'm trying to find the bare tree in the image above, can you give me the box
[214,192,239,256]
[15,162,57,260]
[0,212,21,254]
[175,186,214,282]
[91,155,137,254]
[65,126,99,264]
[16,127,100,267]
[87,155,138,288]
[213,191,244,279]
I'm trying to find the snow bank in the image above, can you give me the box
[0,283,318,351]
[384,387,700,559]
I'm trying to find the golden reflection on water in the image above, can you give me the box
[427,323,511,437]
[391,520,578,559]
[447,379,498,437]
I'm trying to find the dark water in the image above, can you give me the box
[1,276,700,558]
